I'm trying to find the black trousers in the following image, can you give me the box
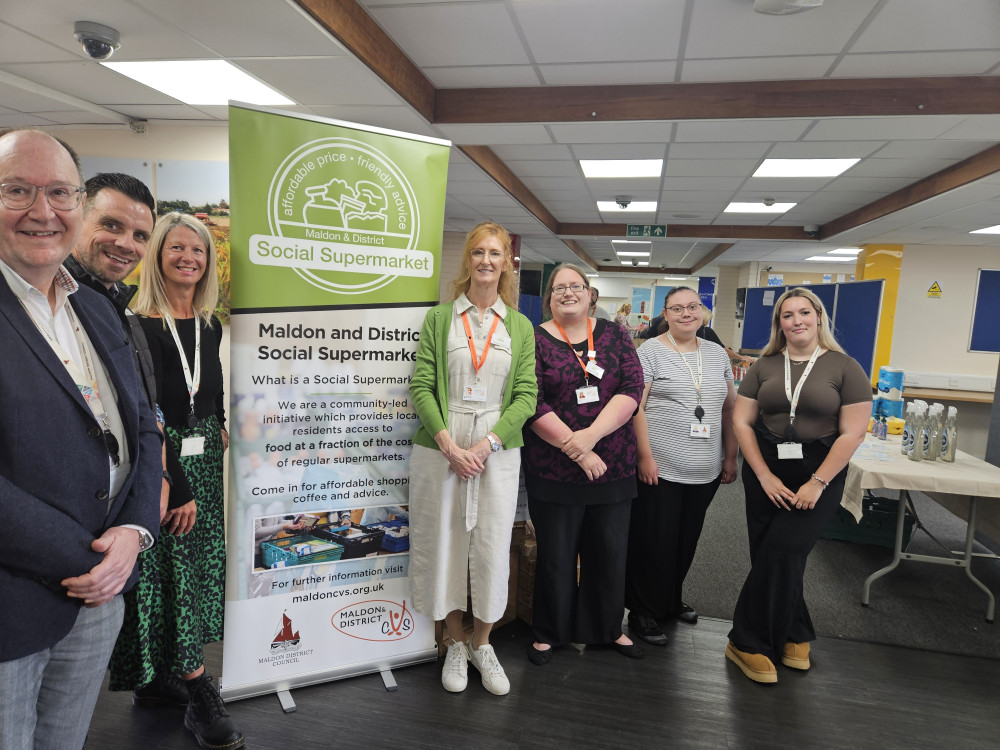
[728,437,846,664]
[528,494,632,646]
[625,475,722,619]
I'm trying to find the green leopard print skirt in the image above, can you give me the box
[109,414,226,690]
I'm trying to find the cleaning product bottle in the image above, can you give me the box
[925,405,940,462]
[908,404,925,462]
[941,406,958,462]
[901,402,915,456]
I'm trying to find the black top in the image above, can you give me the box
[140,315,226,431]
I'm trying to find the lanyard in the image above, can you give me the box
[164,311,201,423]
[553,317,595,385]
[22,299,119,463]
[667,332,705,420]
[461,310,501,373]
[784,346,822,425]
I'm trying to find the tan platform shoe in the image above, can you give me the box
[725,642,778,684]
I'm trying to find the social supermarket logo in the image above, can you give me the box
[258,137,430,294]
[331,599,414,642]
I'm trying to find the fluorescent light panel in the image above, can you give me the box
[102,60,293,105]
[662,276,689,281]
[581,159,662,178]
[611,240,651,246]
[620,261,649,266]
[805,256,855,262]
[753,158,860,178]
[616,251,650,257]
[724,202,796,213]
[970,225,1000,234]
[828,247,862,255]
[597,201,657,212]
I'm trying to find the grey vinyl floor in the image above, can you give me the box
[85,615,999,750]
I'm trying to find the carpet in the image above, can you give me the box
[684,476,1000,659]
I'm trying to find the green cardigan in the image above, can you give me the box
[410,301,537,451]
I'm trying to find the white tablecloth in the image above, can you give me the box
[842,435,1000,521]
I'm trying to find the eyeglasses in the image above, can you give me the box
[552,283,586,295]
[0,182,86,211]
[667,303,702,314]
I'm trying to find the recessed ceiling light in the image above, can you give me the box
[581,159,662,178]
[620,261,649,266]
[597,201,657,212]
[586,273,599,277]
[611,240,651,246]
[805,256,856,262]
[970,225,1000,234]
[828,247,863,255]
[752,158,860,178]
[616,251,650,257]
[662,276,688,281]
[724,202,796,213]
[102,60,293,105]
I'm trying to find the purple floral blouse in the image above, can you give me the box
[522,318,643,503]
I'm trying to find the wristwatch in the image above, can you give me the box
[487,434,502,453]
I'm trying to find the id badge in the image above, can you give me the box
[181,436,206,456]
[690,423,711,439]
[463,385,487,402]
[585,360,605,379]
[493,333,511,348]
[576,386,599,404]
[777,442,803,459]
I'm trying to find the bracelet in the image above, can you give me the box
[811,473,829,490]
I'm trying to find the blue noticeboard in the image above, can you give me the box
[741,280,884,378]
[970,269,1000,353]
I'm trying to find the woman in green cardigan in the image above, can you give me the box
[409,222,536,697]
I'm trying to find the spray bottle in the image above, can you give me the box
[941,406,958,462]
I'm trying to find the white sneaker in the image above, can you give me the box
[441,640,468,693]
[466,642,510,696]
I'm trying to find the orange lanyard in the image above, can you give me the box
[462,310,501,373]
[553,318,595,383]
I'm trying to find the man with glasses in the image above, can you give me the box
[0,129,161,748]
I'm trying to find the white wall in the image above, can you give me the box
[891,245,1000,379]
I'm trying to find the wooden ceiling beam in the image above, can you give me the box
[458,145,560,235]
[691,244,735,274]
[558,222,814,241]
[436,76,1000,124]
[561,240,599,270]
[292,0,436,122]
[821,143,1000,239]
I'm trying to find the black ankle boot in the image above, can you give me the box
[183,674,245,749]
[132,672,190,709]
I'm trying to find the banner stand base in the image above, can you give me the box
[380,669,398,692]
[276,690,296,713]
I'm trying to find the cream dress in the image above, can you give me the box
[409,294,521,622]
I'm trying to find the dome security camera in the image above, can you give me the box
[74,21,120,60]
[804,223,820,237]
[615,195,631,210]
[631,258,639,267]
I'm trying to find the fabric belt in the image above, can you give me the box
[447,401,501,532]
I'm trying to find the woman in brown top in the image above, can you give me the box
[726,288,871,684]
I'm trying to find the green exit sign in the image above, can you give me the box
[626,224,666,237]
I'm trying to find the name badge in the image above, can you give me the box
[576,386,599,404]
[585,361,605,379]
[777,442,803,459]
[181,436,206,456]
[690,423,711,439]
[493,333,511,348]
[463,385,487,402]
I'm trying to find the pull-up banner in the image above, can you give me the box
[222,104,449,700]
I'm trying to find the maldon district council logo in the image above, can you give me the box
[264,137,422,295]
[271,611,302,652]
[331,599,414,642]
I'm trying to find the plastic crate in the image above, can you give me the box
[821,495,914,550]
[367,520,410,552]
[262,534,344,568]
[314,523,386,559]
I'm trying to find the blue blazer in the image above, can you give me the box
[0,276,162,662]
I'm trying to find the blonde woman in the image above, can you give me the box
[614,302,632,331]
[109,213,242,749]
[726,288,869,684]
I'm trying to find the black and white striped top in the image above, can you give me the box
[638,338,733,484]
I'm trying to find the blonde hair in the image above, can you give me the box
[701,304,713,325]
[761,287,844,356]
[617,302,631,314]
[448,221,519,310]
[542,263,590,319]
[133,212,219,325]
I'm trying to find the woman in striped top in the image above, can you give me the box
[625,286,737,646]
